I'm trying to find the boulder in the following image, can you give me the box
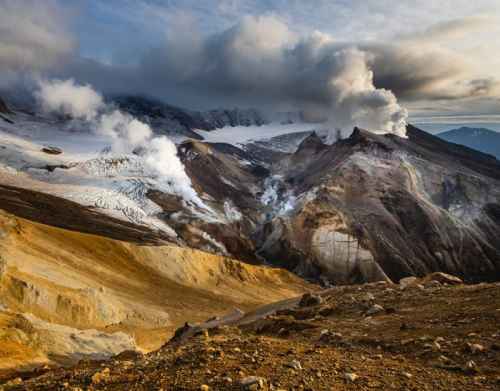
[344,372,359,382]
[286,359,302,370]
[399,276,419,289]
[0,97,12,114]
[240,376,268,390]
[42,146,63,155]
[366,304,385,316]
[299,293,323,307]
[422,272,463,286]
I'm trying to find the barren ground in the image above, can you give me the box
[2,278,499,390]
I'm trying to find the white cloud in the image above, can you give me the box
[0,0,74,85]
[3,0,500,120]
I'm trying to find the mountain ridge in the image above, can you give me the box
[437,126,500,159]
[1,98,500,381]
[113,95,269,139]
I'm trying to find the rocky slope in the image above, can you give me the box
[0,97,14,124]
[4,274,500,390]
[0,207,309,376]
[1,99,499,284]
[156,125,500,285]
[0,97,11,115]
[1,94,500,380]
[250,126,500,284]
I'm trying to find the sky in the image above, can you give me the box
[1,0,500,132]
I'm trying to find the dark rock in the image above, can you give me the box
[0,96,12,115]
[113,350,143,361]
[366,304,384,316]
[422,272,463,286]
[41,146,63,155]
[299,293,323,307]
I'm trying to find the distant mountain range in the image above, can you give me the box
[114,96,268,139]
[437,127,500,159]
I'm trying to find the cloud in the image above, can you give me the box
[404,15,498,42]
[364,15,500,102]
[3,1,500,124]
[64,11,496,131]
[0,0,74,86]
[365,43,470,101]
[138,16,408,136]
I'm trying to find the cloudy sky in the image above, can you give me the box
[1,0,500,130]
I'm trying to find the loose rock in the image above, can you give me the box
[423,272,463,286]
[399,277,418,289]
[299,293,323,307]
[286,359,302,370]
[344,372,359,382]
[240,376,268,390]
[366,304,385,316]
[41,146,63,155]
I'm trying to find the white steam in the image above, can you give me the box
[98,110,152,153]
[321,48,408,137]
[36,78,103,121]
[35,78,200,203]
[142,15,409,137]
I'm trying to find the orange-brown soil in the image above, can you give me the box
[2,279,500,390]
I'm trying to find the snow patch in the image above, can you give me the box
[261,175,297,216]
[224,200,242,222]
[200,231,228,255]
[195,123,317,146]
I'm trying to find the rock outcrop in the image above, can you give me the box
[148,125,500,285]
[0,97,12,115]
[254,126,500,284]
[0,96,14,124]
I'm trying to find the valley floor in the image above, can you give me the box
[2,277,500,390]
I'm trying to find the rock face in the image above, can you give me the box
[159,125,500,284]
[0,96,14,124]
[252,126,500,284]
[0,96,12,115]
[114,96,268,139]
[41,146,63,155]
[1,116,499,286]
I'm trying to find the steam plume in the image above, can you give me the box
[36,79,200,203]
[141,16,408,137]
[36,78,103,121]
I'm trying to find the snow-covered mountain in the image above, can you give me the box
[1,96,500,285]
[113,96,269,140]
[438,127,500,159]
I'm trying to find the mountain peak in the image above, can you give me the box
[437,126,500,159]
[295,131,326,154]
